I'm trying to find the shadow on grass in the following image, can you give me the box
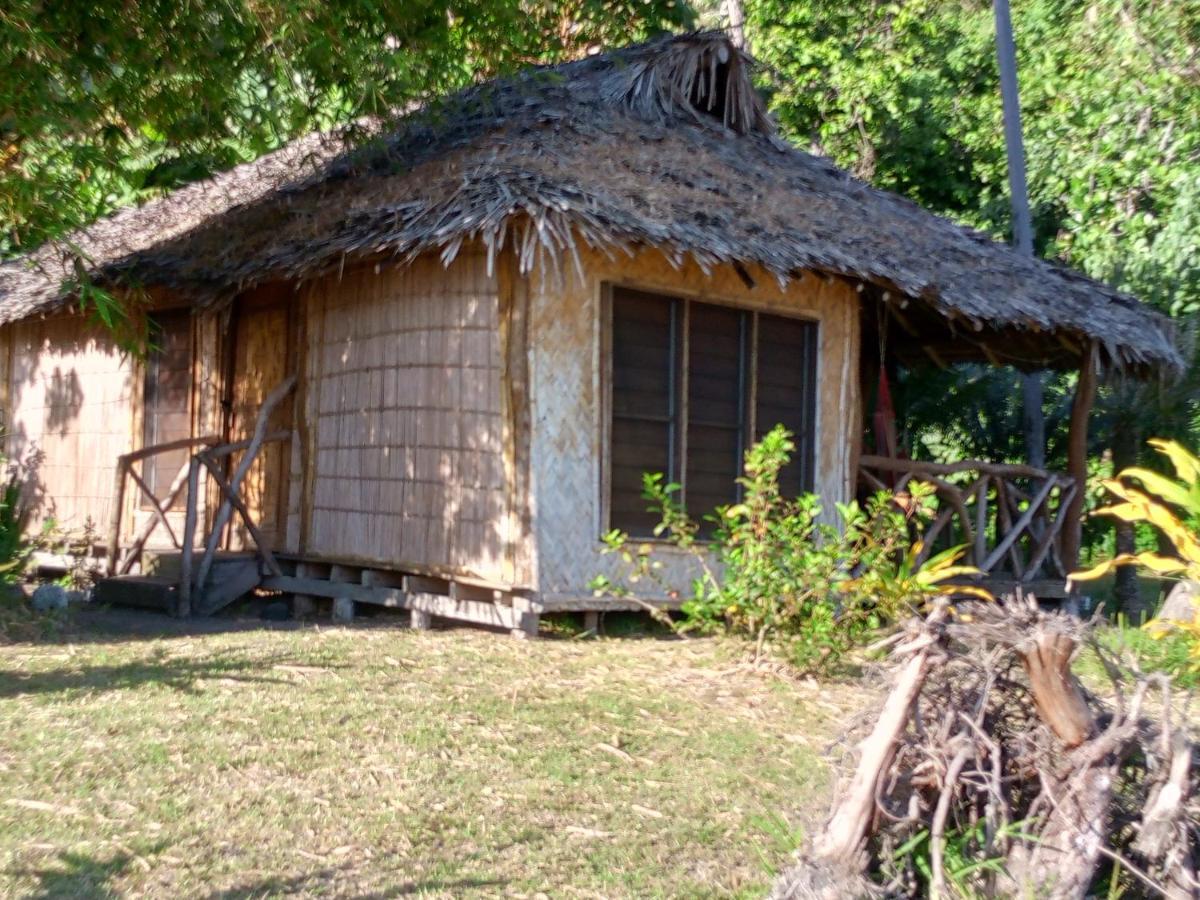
[12,845,169,899]
[0,646,302,700]
[202,867,508,899]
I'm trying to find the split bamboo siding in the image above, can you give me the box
[3,316,136,533]
[302,251,508,581]
[529,245,861,603]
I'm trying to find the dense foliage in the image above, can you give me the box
[740,1,1200,614]
[748,0,1200,316]
[0,0,690,256]
[1073,438,1200,677]
[592,426,984,673]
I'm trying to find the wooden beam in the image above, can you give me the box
[125,464,179,548]
[1060,344,1098,575]
[178,456,202,617]
[105,457,128,576]
[118,434,221,465]
[859,454,1056,481]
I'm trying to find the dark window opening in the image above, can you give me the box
[608,286,818,537]
[141,310,192,509]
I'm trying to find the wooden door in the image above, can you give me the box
[226,290,293,551]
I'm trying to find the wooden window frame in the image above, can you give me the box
[599,282,820,539]
[137,308,195,508]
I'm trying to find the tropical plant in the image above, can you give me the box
[1071,438,1200,677]
[592,425,988,673]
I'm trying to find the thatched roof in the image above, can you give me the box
[0,31,1180,373]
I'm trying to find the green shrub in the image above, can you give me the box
[591,426,983,674]
[0,474,28,582]
[1096,616,1200,688]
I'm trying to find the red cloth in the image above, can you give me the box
[873,368,897,459]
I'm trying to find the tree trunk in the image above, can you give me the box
[1112,421,1149,622]
[724,0,749,53]
[1022,372,1046,470]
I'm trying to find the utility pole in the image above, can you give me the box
[993,0,1045,469]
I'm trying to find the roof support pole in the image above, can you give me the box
[1061,343,1098,576]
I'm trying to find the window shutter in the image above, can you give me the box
[609,289,678,535]
[755,313,818,496]
[142,310,192,508]
[685,303,747,530]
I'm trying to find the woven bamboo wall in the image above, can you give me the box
[528,245,861,601]
[301,251,507,580]
[3,315,136,534]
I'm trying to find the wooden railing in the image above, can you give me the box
[858,455,1078,585]
[106,375,297,616]
[107,435,222,575]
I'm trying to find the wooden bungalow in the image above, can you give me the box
[0,33,1181,632]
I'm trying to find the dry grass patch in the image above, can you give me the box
[0,612,863,898]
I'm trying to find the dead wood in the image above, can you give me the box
[772,594,1199,900]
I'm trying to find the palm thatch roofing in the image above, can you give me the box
[0,31,1180,373]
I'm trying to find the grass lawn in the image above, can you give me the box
[0,610,861,898]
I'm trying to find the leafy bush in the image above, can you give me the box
[1094,617,1200,689]
[591,426,983,674]
[1072,438,1200,679]
[0,473,28,582]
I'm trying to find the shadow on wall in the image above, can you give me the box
[4,323,135,532]
[44,367,83,435]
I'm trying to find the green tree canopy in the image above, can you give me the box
[747,0,1200,316]
[1,0,690,256]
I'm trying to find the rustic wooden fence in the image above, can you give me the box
[858,454,1078,587]
[106,376,297,614]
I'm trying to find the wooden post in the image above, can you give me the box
[105,457,127,576]
[178,455,202,618]
[1061,344,1098,575]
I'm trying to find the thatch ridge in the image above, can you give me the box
[0,31,1180,372]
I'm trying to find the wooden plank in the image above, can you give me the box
[261,574,408,606]
[203,430,292,458]
[120,434,221,464]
